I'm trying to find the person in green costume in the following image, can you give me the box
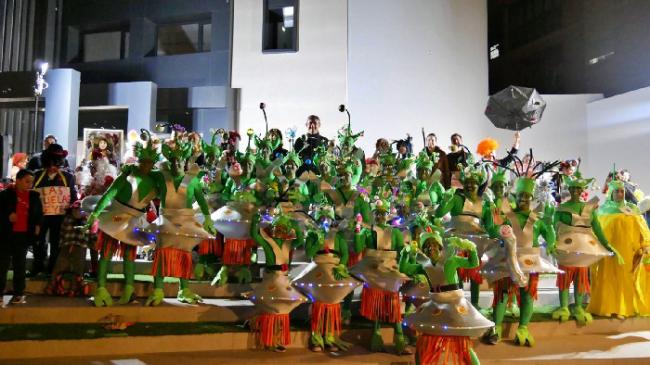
[436,164,493,309]
[324,163,371,323]
[292,205,361,352]
[401,152,444,218]
[246,209,308,352]
[482,175,560,347]
[552,171,623,324]
[144,131,217,306]
[350,199,411,355]
[404,232,494,365]
[84,130,166,307]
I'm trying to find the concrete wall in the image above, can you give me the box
[586,86,650,193]
[348,0,489,153]
[231,0,348,142]
[61,0,231,88]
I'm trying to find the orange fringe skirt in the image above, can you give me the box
[360,286,402,324]
[96,231,136,261]
[556,265,590,294]
[311,302,342,336]
[151,247,193,279]
[222,238,255,265]
[491,273,539,308]
[416,334,473,365]
[251,313,291,347]
[197,234,223,256]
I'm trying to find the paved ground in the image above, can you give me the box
[3,330,650,365]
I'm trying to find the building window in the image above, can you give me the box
[157,20,211,56]
[82,30,129,62]
[263,0,299,53]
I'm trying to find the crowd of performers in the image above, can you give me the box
[2,111,650,365]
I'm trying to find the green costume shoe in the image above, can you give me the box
[514,325,535,347]
[93,287,113,307]
[552,306,571,322]
[482,324,501,345]
[394,333,412,355]
[145,288,165,306]
[309,333,325,352]
[118,284,136,305]
[325,334,352,352]
[177,288,202,304]
[571,305,593,325]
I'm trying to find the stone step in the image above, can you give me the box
[0,317,649,361]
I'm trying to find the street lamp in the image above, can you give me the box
[33,62,49,152]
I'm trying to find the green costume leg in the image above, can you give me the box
[370,320,385,352]
[178,278,202,304]
[94,254,113,307]
[483,286,506,344]
[515,289,535,347]
[394,321,411,355]
[145,257,164,306]
[212,265,230,286]
[342,293,353,325]
[470,348,480,365]
[118,246,136,304]
[571,281,593,325]
[470,281,480,309]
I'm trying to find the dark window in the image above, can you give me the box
[263,0,299,52]
[157,20,211,56]
[81,30,129,62]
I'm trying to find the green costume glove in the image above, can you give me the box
[203,219,217,236]
[448,236,476,252]
[333,264,350,281]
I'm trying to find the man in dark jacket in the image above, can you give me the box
[294,115,329,176]
[0,169,43,304]
[422,133,451,188]
[32,144,78,274]
[27,135,69,171]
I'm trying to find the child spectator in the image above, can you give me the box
[0,170,43,305]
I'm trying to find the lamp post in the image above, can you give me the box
[33,62,49,153]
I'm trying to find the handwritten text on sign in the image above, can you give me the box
[37,186,71,215]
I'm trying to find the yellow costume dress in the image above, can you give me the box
[588,201,650,317]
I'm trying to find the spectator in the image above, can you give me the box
[268,128,288,161]
[294,115,329,175]
[422,133,451,188]
[0,169,43,305]
[32,144,78,275]
[9,152,28,181]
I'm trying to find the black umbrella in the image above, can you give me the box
[485,85,546,131]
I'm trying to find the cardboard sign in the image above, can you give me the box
[36,186,71,215]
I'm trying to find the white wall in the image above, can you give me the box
[586,86,650,192]
[231,0,348,143]
[348,0,489,153]
[485,94,602,164]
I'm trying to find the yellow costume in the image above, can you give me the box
[588,204,650,317]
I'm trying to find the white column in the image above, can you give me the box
[43,68,81,167]
[108,81,158,132]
